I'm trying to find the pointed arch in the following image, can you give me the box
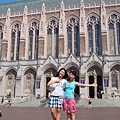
[107,11,120,55]
[24,67,36,95]
[10,21,21,61]
[46,17,59,58]
[66,15,79,57]
[86,13,101,56]
[28,19,39,60]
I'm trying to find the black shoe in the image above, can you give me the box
[0,111,2,117]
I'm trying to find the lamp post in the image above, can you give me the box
[102,51,107,93]
[58,53,61,70]
[79,52,83,83]
[14,58,20,98]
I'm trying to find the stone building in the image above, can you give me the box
[0,0,120,100]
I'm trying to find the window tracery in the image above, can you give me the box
[47,19,59,58]
[11,23,21,60]
[67,17,79,56]
[108,13,120,55]
[28,21,39,60]
[87,15,101,55]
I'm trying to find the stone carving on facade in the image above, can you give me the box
[39,3,46,37]
[59,1,65,35]
[87,15,99,25]
[88,69,97,77]
[111,70,118,75]
[29,21,39,30]
[80,0,85,32]
[67,17,78,27]
[12,23,21,32]
[100,0,106,31]
[26,73,32,89]
[7,74,15,92]
[108,14,120,24]
[46,72,52,78]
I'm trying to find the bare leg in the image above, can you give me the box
[56,108,61,120]
[50,108,56,120]
[67,113,71,120]
[70,113,75,120]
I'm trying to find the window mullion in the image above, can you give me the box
[32,30,35,59]
[14,32,17,60]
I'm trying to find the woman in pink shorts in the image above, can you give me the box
[63,70,97,120]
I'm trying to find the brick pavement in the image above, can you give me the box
[0,107,120,120]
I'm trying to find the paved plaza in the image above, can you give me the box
[0,107,120,120]
[1,98,120,120]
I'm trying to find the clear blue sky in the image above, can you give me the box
[0,0,21,4]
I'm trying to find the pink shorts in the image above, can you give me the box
[63,98,76,113]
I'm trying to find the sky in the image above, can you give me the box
[0,0,21,4]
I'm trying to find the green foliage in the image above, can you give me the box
[6,92,11,99]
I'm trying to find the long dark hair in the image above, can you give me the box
[56,68,68,79]
[67,70,76,81]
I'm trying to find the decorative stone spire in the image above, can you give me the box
[100,0,106,32]
[21,5,28,38]
[3,8,11,40]
[59,1,65,36]
[41,3,46,19]
[80,0,85,34]
[39,3,46,37]
[23,5,28,22]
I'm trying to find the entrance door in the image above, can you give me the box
[97,75,103,99]
[74,76,80,94]
[89,76,94,98]
[46,77,51,99]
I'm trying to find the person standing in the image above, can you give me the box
[1,96,4,107]
[47,68,68,120]
[0,111,2,117]
[63,70,97,120]
[88,96,92,108]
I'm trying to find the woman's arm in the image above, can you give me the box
[76,83,97,87]
[47,77,60,86]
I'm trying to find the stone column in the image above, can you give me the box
[94,75,97,99]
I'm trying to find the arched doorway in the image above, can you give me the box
[6,69,17,97]
[24,68,36,96]
[44,68,57,98]
[89,75,94,98]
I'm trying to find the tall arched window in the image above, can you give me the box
[108,14,120,55]
[47,19,59,58]
[88,25,93,55]
[11,23,21,60]
[67,17,79,56]
[47,28,52,56]
[87,15,101,55]
[109,23,115,55]
[117,22,120,54]
[54,28,59,58]
[28,21,39,60]
[67,26,72,55]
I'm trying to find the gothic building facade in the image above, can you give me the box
[0,0,120,100]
